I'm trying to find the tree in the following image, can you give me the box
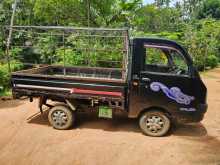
[0,0,14,25]
[132,4,184,32]
[183,19,220,70]
[154,0,170,8]
[33,0,86,26]
[197,0,220,19]
[88,0,142,27]
[30,0,142,27]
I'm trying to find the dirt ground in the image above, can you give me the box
[0,69,220,165]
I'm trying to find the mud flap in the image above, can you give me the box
[98,106,112,118]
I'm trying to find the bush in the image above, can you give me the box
[0,61,23,91]
[206,55,219,68]
[183,19,220,70]
[0,64,9,89]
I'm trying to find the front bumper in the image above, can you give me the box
[198,103,208,113]
[175,103,208,124]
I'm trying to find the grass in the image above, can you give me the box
[0,89,12,97]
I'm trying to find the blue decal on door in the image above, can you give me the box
[150,82,194,105]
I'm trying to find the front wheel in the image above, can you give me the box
[48,105,75,130]
[139,110,171,137]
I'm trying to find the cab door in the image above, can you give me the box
[128,39,196,118]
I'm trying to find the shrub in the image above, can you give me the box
[206,55,219,68]
[0,61,23,90]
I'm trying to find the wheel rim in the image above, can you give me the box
[145,115,165,134]
[51,110,68,127]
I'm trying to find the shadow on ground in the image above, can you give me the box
[27,109,140,133]
[27,109,209,137]
[0,99,24,109]
[27,109,50,126]
[173,123,207,137]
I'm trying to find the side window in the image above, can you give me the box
[170,50,189,74]
[144,45,189,76]
[170,50,189,75]
[145,48,168,66]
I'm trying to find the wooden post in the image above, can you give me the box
[5,0,18,73]
[87,0,90,27]
[63,32,66,75]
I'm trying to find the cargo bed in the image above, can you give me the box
[12,65,125,82]
[12,65,127,109]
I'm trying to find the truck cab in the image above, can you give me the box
[128,38,207,136]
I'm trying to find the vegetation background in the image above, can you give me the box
[0,0,220,95]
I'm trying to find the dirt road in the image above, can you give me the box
[0,69,220,165]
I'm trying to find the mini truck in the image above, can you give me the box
[10,26,207,137]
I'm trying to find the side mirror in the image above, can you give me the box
[190,66,199,78]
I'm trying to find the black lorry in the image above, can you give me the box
[11,26,207,136]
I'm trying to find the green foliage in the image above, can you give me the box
[33,0,85,26]
[55,48,85,66]
[146,48,168,65]
[0,0,220,96]
[197,0,220,19]
[183,19,220,70]
[0,0,13,25]
[0,89,12,97]
[0,61,23,90]
[133,18,220,71]
[31,0,141,27]
[54,34,123,68]
[133,4,185,33]
[155,0,171,7]
[35,35,58,64]
[206,55,219,68]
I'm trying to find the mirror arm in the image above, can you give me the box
[189,65,196,78]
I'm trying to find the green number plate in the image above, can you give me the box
[98,106,112,118]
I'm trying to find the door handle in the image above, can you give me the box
[142,77,151,82]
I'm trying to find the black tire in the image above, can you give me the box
[48,104,75,130]
[139,110,171,137]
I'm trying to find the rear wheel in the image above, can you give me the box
[48,105,75,130]
[139,110,171,137]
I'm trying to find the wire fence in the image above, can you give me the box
[1,26,129,79]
